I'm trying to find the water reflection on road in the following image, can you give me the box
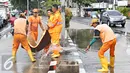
[68,29,102,51]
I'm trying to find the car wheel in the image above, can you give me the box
[2,24,4,28]
[121,23,125,28]
[107,21,111,27]
[113,24,116,27]
[101,21,104,24]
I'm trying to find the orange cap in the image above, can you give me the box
[33,8,38,12]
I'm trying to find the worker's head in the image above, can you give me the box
[90,18,99,27]
[52,4,58,13]
[19,13,26,18]
[47,9,53,16]
[33,8,38,17]
[58,5,62,12]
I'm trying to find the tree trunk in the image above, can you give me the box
[77,3,81,17]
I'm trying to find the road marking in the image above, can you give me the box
[67,38,71,40]
[48,70,55,73]
[80,68,86,73]
[48,60,57,73]
[75,59,83,64]
[127,45,130,48]
[126,49,130,55]
[50,61,57,66]
[73,52,79,56]
[115,34,120,38]
[68,39,73,43]
[70,43,75,46]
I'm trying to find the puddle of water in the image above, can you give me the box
[68,29,102,51]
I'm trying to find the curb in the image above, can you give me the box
[48,61,57,73]
[67,34,86,73]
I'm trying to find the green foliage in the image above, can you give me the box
[41,0,61,10]
[10,0,38,11]
[41,0,61,15]
[72,0,96,6]
[117,7,130,19]
[39,9,45,16]
[65,7,73,28]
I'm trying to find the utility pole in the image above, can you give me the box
[60,0,65,47]
[37,0,40,9]
[113,0,116,10]
[27,0,29,18]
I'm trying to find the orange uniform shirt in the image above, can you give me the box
[48,14,54,33]
[48,11,62,33]
[28,16,41,32]
[95,24,116,43]
[14,18,27,35]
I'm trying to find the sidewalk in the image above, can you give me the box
[69,19,93,29]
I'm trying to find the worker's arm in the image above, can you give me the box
[39,20,44,31]
[26,20,29,35]
[86,29,100,51]
[48,14,59,28]
[27,17,32,35]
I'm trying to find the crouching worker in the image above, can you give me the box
[12,13,36,63]
[86,18,116,72]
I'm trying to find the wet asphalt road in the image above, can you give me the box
[69,17,130,73]
[0,17,130,73]
[71,16,130,33]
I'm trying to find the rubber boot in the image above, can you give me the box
[108,56,115,68]
[12,51,16,63]
[98,57,108,72]
[51,49,60,58]
[27,49,36,63]
[51,45,60,58]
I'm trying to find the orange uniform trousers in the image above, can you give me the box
[98,38,116,58]
[44,32,61,53]
[30,31,38,41]
[12,34,35,62]
[12,34,31,54]
[44,25,62,53]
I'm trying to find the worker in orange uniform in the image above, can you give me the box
[47,4,63,58]
[43,9,54,53]
[28,8,44,41]
[12,13,36,63]
[86,19,116,72]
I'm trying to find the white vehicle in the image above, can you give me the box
[0,8,8,29]
[0,8,7,19]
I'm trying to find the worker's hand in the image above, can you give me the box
[27,31,31,37]
[42,28,45,31]
[43,25,49,30]
[86,45,90,52]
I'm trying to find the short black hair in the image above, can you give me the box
[52,4,58,10]
[47,9,53,12]
[12,15,15,17]
[19,16,26,18]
